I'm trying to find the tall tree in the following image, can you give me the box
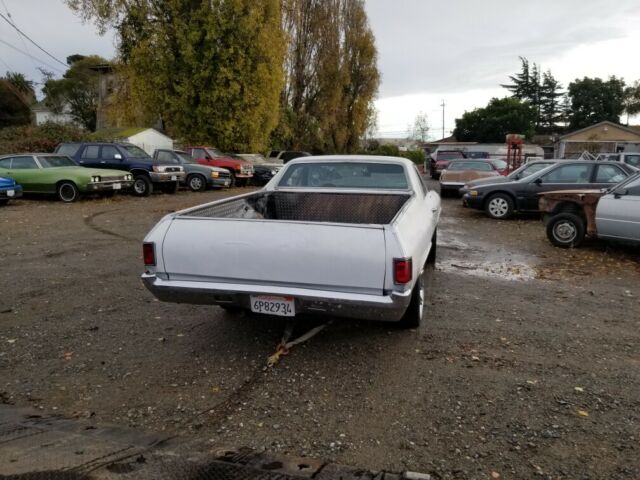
[41,55,106,131]
[277,0,379,153]
[623,80,640,125]
[540,70,563,129]
[501,57,533,99]
[410,112,429,142]
[453,97,535,143]
[66,0,286,151]
[566,76,626,130]
[3,72,36,104]
[0,78,31,128]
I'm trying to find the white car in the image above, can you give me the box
[141,156,441,328]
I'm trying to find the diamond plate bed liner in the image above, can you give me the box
[0,406,418,480]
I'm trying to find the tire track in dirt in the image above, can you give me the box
[84,210,138,242]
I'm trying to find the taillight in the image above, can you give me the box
[394,258,412,284]
[143,242,156,266]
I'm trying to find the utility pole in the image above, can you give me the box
[440,99,446,139]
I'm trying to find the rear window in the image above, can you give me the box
[437,152,464,160]
[278,162,409,190]
[490,159,508,169]
[448,161,492,171]
[56,144,81,156]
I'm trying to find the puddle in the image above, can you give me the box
[437,259,536,281]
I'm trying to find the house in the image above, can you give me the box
[90,127,174,155]
[555,121,640,158]
[33,104,76,126]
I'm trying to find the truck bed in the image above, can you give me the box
[181,191,411,225]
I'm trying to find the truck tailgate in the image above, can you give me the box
[162,218,387,295]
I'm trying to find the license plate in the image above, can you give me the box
[250,295,295,317]
[6,190,14,197]
[171,175,177,181]
[112,183,121,190]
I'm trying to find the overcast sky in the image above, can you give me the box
[2,0,640,139]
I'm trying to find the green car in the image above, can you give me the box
[0,154,134,202]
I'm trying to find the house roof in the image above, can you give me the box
[560,121,640,140]
[89,127,172,140]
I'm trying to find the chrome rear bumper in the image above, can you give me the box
[141,274,411,322]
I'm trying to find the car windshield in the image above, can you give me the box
[176,152,195,164]
[123,145,151,158]
[205,148,224,157]
[606,171,640,192]
[517,163,556,182]
[38,156,77,168]
[513,162,552,178]
[278,162,409,189]
[490,159,507,169]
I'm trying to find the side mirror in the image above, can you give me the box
[534,177,543,185]
[614,188,628,198]
[114,154,122,160]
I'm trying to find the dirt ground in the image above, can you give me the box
[1,182,639,480]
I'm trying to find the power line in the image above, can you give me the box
[0,38,65,74]
[1,0,38,71]
[0,11,68,68]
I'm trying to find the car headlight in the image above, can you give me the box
[211,171,219,178]
[91,176,101,183]
[270,170,276,175]
[469,190,479,196]
[152,165,166,173]
[126,174,132,181]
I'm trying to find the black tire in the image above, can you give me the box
[484,193,514,219]
[226,170,236,187]
[57,181,79,203]
[162,181,179,194]
[133,175,153,197]
[427,229,437,265]
[546,213,586,248]
[397,273,424,329]
[0,199,8,206]
[187,174,207,192]
[235,178,248,187]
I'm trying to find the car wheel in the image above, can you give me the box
[485,193,514,219]
[187,174,207,192]
[133,175,153,197]
[57,181,79,203]
[162,181,179,194]
[546,213,586,248]
[226,170,236,187]
[397,273,424,329]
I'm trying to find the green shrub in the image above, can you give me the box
[359,144,425,164]
[0,122,89,155]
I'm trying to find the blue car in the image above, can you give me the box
[0,176,22,205]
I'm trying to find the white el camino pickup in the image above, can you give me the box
[141,155,441,328]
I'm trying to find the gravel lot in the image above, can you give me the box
[1,182,639,479]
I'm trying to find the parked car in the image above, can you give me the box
[236,153,284,185]
[430,150,466,179]
[0,154,133,203]
[459,160,557,195]
[183,146,253,186]
[56,142,184,196]
[597,152,640,169]
[141,155,441,328]
[462,160,636,219]
[539,173,640,247]
[439,160,501,197]
[488,159,509,175]
[466,151,490,159]
[0,176,22,205]
[152,149,231,191]
[267,150,312,164]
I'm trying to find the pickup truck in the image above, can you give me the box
[141,156,441,328]
[268,150,311,164]
[56,142,185,196]
[152,149,231,191]
[183,146,253,186]
[539,172,640,248]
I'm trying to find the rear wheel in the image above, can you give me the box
[546,213,586,248]
[133,175,153,197]
[187,174,207,192]
[397,273,424,329]
[485,193,514,219]
[57,181,79,203]
[226,170,236,187]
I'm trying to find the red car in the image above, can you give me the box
[184,146,253,186]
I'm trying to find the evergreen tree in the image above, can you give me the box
[540,71,564,129]
[501,57,532,100]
